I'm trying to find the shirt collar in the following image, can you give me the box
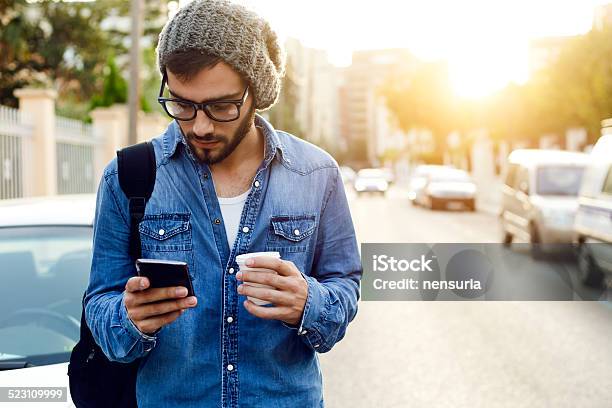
[162,113,286,165]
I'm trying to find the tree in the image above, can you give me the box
[1,0,168,118]
[381,61,458,162]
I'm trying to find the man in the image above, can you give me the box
[84,0,362,406]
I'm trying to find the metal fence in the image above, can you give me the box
[0,106,32,200]
[55,116,98,195]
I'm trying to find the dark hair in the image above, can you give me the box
[164,49,222,82]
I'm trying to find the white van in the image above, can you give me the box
[574,132,612,287]
[500,149,590,258]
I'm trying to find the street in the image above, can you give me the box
[319,185,612,408]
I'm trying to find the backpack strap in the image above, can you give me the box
[116,141,156,261]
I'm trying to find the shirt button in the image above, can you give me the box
[300,329,308,335]
[202,173,209,179]
[314,344,320,348]
[158,229,165,236]
[214,218,221,225]
[227,316,234,323]
[229,267,235,274]
[227,364,234,371]
[254,180,260,188]
[294,229,300,236]
[242,226,250,233]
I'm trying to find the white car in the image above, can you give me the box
[354,168,389,196]
[0,194,95,407]
[574,134,612,287]
[415,168,477,211]
[408,165,454,205]
[500,149,589,258]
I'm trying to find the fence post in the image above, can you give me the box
[14,88,58,197]
[90,105,129,186]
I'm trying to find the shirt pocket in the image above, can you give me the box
[138,213,195,280]
[265,214,317,253]
[139,213,192,252]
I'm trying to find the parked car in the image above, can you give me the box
[573,134,612,287]
[354,168,389,196]
[339,165,357,186]
[0,194,95,406]
[414,168,477,211]
[500,149,590,258]
[408,165,455,205]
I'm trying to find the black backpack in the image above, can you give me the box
[68,141,156,408]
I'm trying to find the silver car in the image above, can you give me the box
[354,168,389,196]
[414,168,477,211]
[408,165,454,205]
[500,149,589,258]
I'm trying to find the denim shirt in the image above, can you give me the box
[84,114,362,408]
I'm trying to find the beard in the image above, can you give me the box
[183,105,255,165]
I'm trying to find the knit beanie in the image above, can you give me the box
[156,0,285,111]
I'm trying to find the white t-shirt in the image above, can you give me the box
[218,188,251,249]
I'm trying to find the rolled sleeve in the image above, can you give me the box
[119,295,159,347]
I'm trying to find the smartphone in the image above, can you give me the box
[135,258,195,297]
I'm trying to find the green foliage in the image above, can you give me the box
[382,27,612,150]
[1,0,167,119]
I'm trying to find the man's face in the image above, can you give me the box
[166,62,255,165]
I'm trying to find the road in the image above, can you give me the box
[319,185,612,408]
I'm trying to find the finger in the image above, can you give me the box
[131,286,190,306]
[245,257,296,277]
[129,296,197,321]
[243,300,294,320]
[137,310,183,335]
[236,270,291,290]
[237,284,293,306]
[125,276,150,292]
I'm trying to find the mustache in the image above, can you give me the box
[187,133,226,143]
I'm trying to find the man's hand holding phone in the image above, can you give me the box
[123,276,198,335]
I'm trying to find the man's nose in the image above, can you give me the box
[192,109,214,136]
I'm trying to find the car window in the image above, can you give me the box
[536,166,585,196]
[602,165,612,195]
[0,226,92,366]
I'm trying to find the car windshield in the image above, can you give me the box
[536,166,585,196]
[0,226,92,367]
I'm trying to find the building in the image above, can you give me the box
[281,38,340,152]
[339,49,418,165]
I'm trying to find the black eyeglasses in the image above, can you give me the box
[157,71,249,122]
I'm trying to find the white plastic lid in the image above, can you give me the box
[235,251,281,264]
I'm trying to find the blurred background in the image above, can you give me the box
[0,1,611,407]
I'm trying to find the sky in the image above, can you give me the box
[225,0,610,99]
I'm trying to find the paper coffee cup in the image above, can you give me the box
[235,251,281,306]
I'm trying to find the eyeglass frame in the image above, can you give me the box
[157,70,249,122]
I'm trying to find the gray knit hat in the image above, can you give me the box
[156,0,285,111]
